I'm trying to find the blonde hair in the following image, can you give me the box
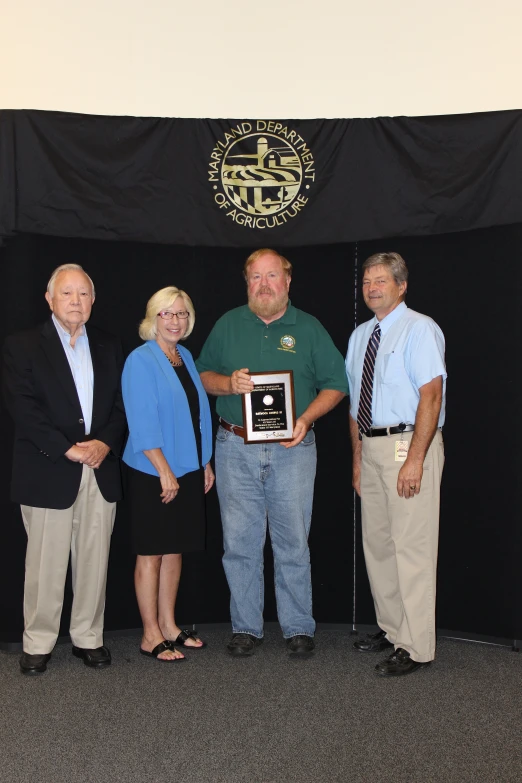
[139,286,195,341]
[243,248,292,280]
[47,263,95,297]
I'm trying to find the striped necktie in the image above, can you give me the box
[357,323,381,436]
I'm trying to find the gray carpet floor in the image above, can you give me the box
[1,629,521,783]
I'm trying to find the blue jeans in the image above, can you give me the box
[215,425,317,639]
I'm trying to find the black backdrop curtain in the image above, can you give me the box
[1,110,522,247]
[0,108,521,647]
[1,225,521,647]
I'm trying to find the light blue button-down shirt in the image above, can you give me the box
[345,302,447,428]
[52,314,94,434]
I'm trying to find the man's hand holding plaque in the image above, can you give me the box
[230,368,254,395]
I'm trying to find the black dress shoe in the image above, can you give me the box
[353,629,394,653]
[375,647,431,677]
[72,645,112,668]
[286,635,315,657]
[226,633,263,657]
[20,652,51,675]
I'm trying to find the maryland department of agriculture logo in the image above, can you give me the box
[209,121,315,230]
[280,335,296,350]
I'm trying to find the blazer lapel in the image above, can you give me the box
[40,319,83,413]
[146,340,180,390]
[87,326,105,418]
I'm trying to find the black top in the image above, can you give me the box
[173,360,202,465]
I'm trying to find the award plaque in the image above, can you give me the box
[242,370,296,444]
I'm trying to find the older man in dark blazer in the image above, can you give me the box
[3,263,126,675]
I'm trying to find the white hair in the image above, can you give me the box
[47,264,95,297]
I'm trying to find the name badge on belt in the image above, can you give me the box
[395,440,409,462]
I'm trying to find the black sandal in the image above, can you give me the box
[140,640,186,661]
[172,629,207,649]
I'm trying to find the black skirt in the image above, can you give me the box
[127,465,206,555]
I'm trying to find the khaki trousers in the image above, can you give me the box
[21,465,116,655]
[361,429,444,662]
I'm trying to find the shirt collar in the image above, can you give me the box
[52,314,87,343]
[243,301,297,325]
[373,301,407,335]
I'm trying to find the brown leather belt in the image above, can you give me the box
[218,418,246,438]
[218,417,313,439]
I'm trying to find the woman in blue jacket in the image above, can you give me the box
[122,286,214,662]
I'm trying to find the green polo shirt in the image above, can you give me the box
[196,302,348,426]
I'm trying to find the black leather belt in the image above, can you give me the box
[363,424,415,438]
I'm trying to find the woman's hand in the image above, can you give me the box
[204,462,215,494]
[159,470,179,503]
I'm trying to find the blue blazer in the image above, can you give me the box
[122,341,212,478]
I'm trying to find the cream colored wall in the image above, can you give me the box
[1,0,520,118]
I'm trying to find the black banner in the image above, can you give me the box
[0,109,521,246]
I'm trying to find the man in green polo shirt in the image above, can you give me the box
[196,248,348,657]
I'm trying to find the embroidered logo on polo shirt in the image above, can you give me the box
[279,335,296,352]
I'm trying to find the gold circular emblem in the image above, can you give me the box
[281,335,296,349]
[223,133,301,216]
[209,121,315,230]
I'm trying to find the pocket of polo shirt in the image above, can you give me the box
[380,352,405,384]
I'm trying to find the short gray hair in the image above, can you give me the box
[362,252,408,286]
[139,286,195,341]
[47,264,96,297]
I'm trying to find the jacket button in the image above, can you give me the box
[79,418,84,424]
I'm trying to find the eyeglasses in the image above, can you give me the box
[158,310,189,320]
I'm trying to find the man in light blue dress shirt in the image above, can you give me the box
[345,252,446,677]
[52,313,95,432]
